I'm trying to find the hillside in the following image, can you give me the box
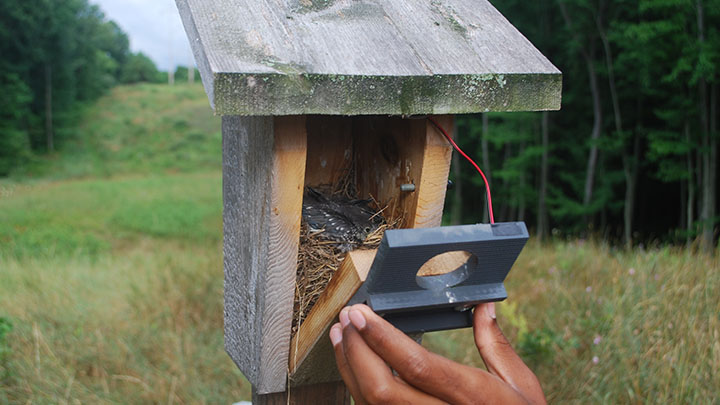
[11,83,221,180]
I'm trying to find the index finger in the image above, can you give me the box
[347,304,527,404]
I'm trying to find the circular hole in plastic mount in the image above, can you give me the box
[415,251,476,291]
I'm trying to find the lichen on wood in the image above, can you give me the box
[212,73,561,116]
[177,0,563,116]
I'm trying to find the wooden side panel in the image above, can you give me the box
[354,116,453,229]
[304,116,353,188]
[410,115,454,228]
[353,117,425,225]
[417,250,473,277]
[259,116,308,391]
[222,116,307,394]
[223,116,273,388]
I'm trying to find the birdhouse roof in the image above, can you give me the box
[177,0,562,116]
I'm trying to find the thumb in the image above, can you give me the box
[473,302,546,404]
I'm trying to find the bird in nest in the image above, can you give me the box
[302,187,382,252]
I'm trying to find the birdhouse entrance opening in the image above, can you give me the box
[289,115,454,364]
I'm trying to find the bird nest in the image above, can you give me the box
[291,183,400,335]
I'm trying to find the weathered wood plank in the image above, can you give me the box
[223,116,307,394]
[260,116,308,390]
[176,0,562,115]
[352,116,453,228]
[407,116,454,229]
[352,116,426,225]
[223,116,273,388]
[304,116,354,188]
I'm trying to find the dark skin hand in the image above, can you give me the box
[329,303,546,405]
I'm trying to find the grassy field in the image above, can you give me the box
[426,243,719,403]
[1,83,718,404]
[11,83,221,180]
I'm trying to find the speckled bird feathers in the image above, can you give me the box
[301,187,381,251]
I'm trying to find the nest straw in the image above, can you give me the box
[291,163,402,335]
[291,208,399,335]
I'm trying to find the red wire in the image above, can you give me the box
[428,117,495,224]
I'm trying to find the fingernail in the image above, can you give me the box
[339,307,350,328]
[349,309,367,330]
[486,302,496,319]
[329,325,342,346]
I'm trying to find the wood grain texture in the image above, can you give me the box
[353,116,453,229]
[289,249,377,384]
[223,116,307,394]
[223,116,273,388]
[304,116,353,188]
[253,381,351,405]
[409,115,454,228]
[176,0,562,115]
[353,116,427,226]
[260,116,308,391]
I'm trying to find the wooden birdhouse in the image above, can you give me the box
[177,0,561,403]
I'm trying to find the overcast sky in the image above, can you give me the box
[92,0,195,72]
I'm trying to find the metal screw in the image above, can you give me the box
[400,184,416,192]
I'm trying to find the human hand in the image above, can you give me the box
[329,303,546,405]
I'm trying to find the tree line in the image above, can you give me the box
[451,0,719,250]
[1,0,717,249]
[0,0,167,175]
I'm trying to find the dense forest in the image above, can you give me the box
[449,0,719,250]
[1,0,718,249]
[0,0,165,175]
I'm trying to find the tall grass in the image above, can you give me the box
[425,241,719,403]
[0,241,249,403]
[0,173,250,403]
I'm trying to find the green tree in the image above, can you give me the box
[0,74,32,175]
[174,65,201,83]
[477,0,720,246]
[0,0,130,167]
[121,52,162,84]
